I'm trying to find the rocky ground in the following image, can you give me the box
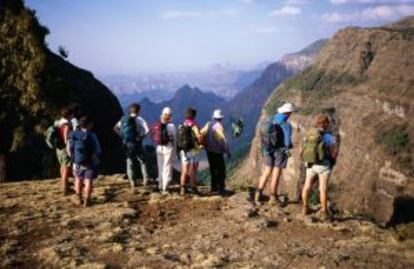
[0,175,413,269]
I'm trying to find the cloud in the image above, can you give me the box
[322,4,414,23]
[268,6,302,16]
[161,11,201,20]
[330,0,414,5]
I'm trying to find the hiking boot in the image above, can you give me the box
[254,191,262,204]
[180,186,186,196]
[319,210,331,222]
[83,198,91,207]
[190,187,201,196]
[77,193,83,206]
[302,205,310,217]
[269,195,278,206]
[143,178,149,187]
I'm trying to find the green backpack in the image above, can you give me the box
[302,128,326,164]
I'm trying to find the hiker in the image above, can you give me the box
[151,107,176,194]
[255,103,296,207]
[68,116,101,207]
[55,107,74,195]
[177,108,202,196]
[114,103,150,192]
[301,114,338,221]
[201,109,230,195]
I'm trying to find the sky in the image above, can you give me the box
[26,0,414,75]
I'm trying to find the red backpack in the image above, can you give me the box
[151,122,171,145]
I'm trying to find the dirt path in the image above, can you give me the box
[0,175,413,268]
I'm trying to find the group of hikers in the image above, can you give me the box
[48,101,338,221]
[48,104,230,207]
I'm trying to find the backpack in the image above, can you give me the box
[151,122,171,145]
[177,123,196,152]
[71,131,94,165]
[302,128,326,164]
[259,117,283,155]
[231,118,244,138]
[45,123,67,150]
[120,116,139,144]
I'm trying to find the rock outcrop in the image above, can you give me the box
[225,39,327,152]
[231,17,414,227]
[0,0,123,179]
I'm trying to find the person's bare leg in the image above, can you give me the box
[84,179,93,207]
[258,166,272,190]
[190,162,199,188]
[255,166,272,202]
[74,177,83,205]
[180,162,190,195]
[180,163,190,186]
[270,167,282,197]
[61,165,70,195]
[319,174,329,212]
[301,173,315,216]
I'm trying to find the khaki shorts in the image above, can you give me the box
[56,148,71,167]
[306,161,332,177]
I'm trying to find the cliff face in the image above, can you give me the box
[0,0,123,179]
[231,17,414,226]
[225,39,326,152]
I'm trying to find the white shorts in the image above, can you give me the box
[180,150,201,164]
[306,161,332,177]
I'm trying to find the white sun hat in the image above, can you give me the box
[277,103,296,114]
[212,109,224,119]
[162,107,172,115]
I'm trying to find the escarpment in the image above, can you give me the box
[231,17,414,227]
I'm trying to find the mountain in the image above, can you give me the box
[230,17,414,226]
[101,66,264,105]
[0,0,123,180]
[139,85,227,125]
[225,39,327,151]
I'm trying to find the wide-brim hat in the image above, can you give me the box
[277,103,296,114]
[162,107,172,115]
[212,109,224,119]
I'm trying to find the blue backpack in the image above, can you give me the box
[120,116,139,144]
[70,130,94,165]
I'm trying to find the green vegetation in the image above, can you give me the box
[0,0,123,179]
[265,66,363,116]
[376,124,413,175]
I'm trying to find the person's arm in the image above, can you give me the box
[141,118,150,136]
[63,125,71,145]
[214,124,230,154]
[66,132,73,157]
[283,123,293,149]
[113,121,121,136]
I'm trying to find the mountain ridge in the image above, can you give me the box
[230,17,414,226]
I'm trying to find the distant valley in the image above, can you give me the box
[100,66,264,106]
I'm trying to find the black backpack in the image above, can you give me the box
[259,117,284,155]
[177,123,196,152]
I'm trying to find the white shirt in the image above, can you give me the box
[115,114,150,138]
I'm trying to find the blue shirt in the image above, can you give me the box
[322,132,337,147]
[272,113,293,149]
